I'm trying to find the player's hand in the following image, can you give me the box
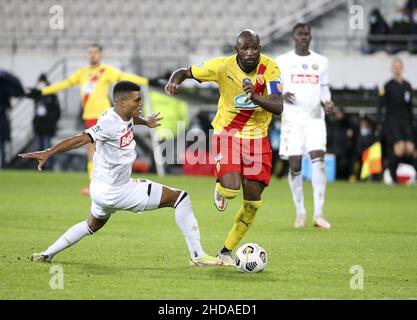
[283,92,296,104]
[18,150,51,171]
[323,101,335,114]
[165,82,179,95]
[26,88,42,100]
[243,81,255,101]
[145,112,163,128]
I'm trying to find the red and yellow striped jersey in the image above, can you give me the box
[191,54,281,139]
[42,64,148,120]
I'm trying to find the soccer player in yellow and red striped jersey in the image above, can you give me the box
[32,44,148,195]
[165,30,283,265]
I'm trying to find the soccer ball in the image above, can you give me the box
[235,243,268,273]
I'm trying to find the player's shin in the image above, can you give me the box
[288,170,305,216]
[311,158,326,217]
[224,200,261,250]
[43,220,94,260]
[87,161,93,180]
[216,183,240,200]
[174,192,205,259]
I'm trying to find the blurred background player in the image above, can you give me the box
[165,30,283,265]
[275,23,335,229]
[20,81,223,267]
[27,44,148,195]
[378,57,415,184]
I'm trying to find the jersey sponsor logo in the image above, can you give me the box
[120,127,134,148]
[291,74,319,84]
[256,74,265,85]
[233,93,258,110]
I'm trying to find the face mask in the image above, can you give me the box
[360,128,371,136]
[393,13,404,22]
[36,82,46,90]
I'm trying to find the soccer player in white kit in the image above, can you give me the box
[19,81,223,266]
[275,23,335,229]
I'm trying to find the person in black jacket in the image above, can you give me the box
[31,74,61,169]
[0,70,25,168]
[367,8,390,53]
[378,58,415,183]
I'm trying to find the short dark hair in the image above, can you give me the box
[293,23,311,34]
[89,43,103,51]
[113,81,141,103]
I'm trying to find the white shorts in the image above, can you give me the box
[279,118,326,157]
[90,178,164,220]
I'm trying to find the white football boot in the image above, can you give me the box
[216,249,236,266]
[30,252,51,262]
[294,215,306,228]
[213,185,228,212]
[313,216,331,229]
[190,254,224,266]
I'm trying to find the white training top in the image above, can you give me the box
[275,50,331,121]
[86,108,137,186]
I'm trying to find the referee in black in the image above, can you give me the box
[378,58,415,183]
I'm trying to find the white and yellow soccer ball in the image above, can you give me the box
[235,243,268,273]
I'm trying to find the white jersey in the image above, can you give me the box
[86,108,137,186]
[275,50,331,121]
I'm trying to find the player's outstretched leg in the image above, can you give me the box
[31,215,108,262]
[288,156,306,228]
[156,186,224,266]
[310,151,331,229]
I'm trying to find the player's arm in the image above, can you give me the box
[165,68,194,95]
[42,69,82,96]
[243,78,283,115]
[118,72,149,86]
[18,132,92,171]
[377,84,387,124]
[320,58,334,114]
[250,92,283,115]
[133,112,163,128]
[166,58,223,95]
[27,70,81,99]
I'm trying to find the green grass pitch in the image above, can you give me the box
[0,170,416,299]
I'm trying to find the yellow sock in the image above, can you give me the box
[224,200,262,250]
[87,161,93,181]
[216,183,240,199]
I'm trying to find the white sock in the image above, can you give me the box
[311,158,326,218]
[288,171,306,216]
[43,221,93,259]
[174,192,204,259]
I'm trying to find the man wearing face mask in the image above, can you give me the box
[378,58,415,184]
[30,74,61,169]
